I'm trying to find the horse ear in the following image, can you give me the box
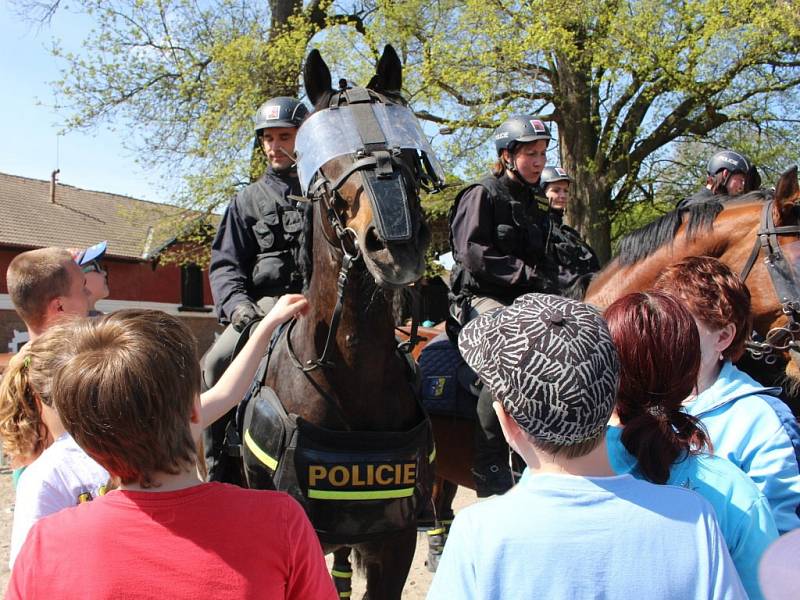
[367,45,402,94]
[774,166,800,224]
[304,49,332,108]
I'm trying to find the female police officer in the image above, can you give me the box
[540,166,599,298]
[448,115,559,496]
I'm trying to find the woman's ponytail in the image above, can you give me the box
[0,350,47,462]
[605,292,710,485]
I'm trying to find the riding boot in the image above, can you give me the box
[202,407,240,483]
[472,385,513,497]
[201,359,243,485]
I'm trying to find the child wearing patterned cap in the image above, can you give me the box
[427,293,746,600]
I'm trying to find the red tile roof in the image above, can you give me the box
[0,172,204,260]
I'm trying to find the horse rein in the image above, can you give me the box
[739,199,800,365]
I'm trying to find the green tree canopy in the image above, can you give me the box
[21,0,368,211]
[22,0,800,261]
[368,0,800,259]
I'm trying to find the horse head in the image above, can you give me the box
[743,167,800,380]
[297,45,438,288]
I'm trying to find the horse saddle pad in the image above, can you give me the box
[418,333,479,419]
[241,376,434,545]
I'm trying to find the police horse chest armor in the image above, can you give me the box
[239,46,442,599]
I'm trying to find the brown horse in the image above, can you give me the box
[242,46,438,599]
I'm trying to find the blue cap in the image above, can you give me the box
[77,241,108,265]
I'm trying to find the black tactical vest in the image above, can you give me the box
[243,174,305,298]
[548,211,600,294]
[448,174,558,304]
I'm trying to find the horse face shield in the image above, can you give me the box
[295,98,445,243]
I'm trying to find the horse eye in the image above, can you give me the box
[332,193,348,211]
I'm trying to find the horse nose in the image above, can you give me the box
[363,224,386,254]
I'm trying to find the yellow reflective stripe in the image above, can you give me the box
[427,527,446,536]
[331,570,353,579]
[339,593,351,598]
[308,487,415,500]
[243,429,278,471]
[428,445,437,463]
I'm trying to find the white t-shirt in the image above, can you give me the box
[9,433,109,568]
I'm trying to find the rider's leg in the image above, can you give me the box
[463,296,514,497]
[474,385,513,496]
[201,296,277,482]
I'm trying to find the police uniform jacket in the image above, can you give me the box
[209,167,304,323]
[449,173,559,305]
[548,209,600,293]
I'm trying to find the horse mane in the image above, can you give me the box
[298,202,314,291]
[616,189,774,266]
[616,202,723,266]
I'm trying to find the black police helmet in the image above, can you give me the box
[540,166,573,189]
[493,116,552,155]
[254,97,309,132]
[707,150,750,177]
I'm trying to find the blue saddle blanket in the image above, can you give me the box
[418,333,478,420]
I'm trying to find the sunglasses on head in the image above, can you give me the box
[81,260,105,274]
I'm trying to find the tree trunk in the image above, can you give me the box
[561,148,612,263]
[552,48,613,263]
[250,0,307,181]
[270,0,302,32]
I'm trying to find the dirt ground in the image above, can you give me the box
[324,487,477,599]
[1,467,12,593]
[0,467,476,597]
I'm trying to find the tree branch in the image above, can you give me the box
[307,0,368,35]
[434,78,552,107]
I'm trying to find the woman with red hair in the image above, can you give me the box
[605,291,777,599]
[654,256,800,535]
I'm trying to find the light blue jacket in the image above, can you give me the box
[684,361,800,534]
[607,426,778,600]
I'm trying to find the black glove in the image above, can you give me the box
[230,301,265,333]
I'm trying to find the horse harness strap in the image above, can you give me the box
[287,243,359,372]
[396,286,424,353]
[740,199,800,364]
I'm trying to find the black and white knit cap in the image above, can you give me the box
[458,293,619,445]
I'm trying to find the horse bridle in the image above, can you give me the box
[286,87,428,372]
[739,198,800,365]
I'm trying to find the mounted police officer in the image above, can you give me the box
[448,115,559,496]
[678,149,761,209]
[202,96,309,481]
[540,166,600,297]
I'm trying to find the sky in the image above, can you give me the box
[0,4,167,203]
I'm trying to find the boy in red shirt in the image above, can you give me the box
[6,306,336,600]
